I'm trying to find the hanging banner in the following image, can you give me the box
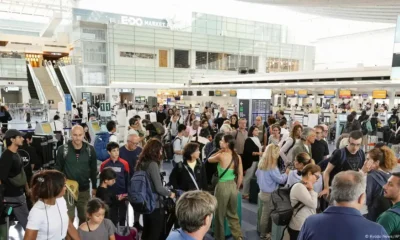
[298,90,308,98]
[324,90,336,99]
[372,90,387,99]
[339,90,351,99]
[285,90,295,97]
[65,94,72,111]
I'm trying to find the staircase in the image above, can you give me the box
[32,67,63,108]
[26,66,38,100]
[54,67,70,94]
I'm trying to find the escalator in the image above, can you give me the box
[26,65,39,100]
[54,67,70,94]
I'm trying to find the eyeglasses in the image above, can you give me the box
[127,140,139,145]
[314,174,320,180]
[315,131,322,134]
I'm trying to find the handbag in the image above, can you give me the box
[65,179,79,202]
[8,167,27,187]
[211,159,234,191]
[184,165,200,190]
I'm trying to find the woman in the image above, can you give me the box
[169,142,207,191]
[52,115,65,147]
[135,139,176,240]
[280,125,303,166]
[268,124,282,145]
[363,146,397,221]
[185,113,196,127]
[288,164,321,240]
[230,114,239,130]
[0,106,12,131]
[358,110,368,123]
[208,135,243,240]
[200,119,211,140]
[256,144,289,240]
[81,123,91,143]
[24,170,79,240]
[242,126,263,199]
[165,108,175,126]
[287,152,323,193]
[204,133,225,185]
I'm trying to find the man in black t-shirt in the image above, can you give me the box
[311,125,329,164]
[214,109,228,130]
[0,129,29,229]
[320,130,365,197]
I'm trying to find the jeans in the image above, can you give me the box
[243,162,258,195]
[214,180,242,240]
[258,192,272,239]
[4,194,29,230]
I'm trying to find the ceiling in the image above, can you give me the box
[0,0,73,18]
[238,0,400,23]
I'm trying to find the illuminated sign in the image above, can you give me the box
[339,90,351,99]
[372,90,387,99]
[230,90,237,97]
[215,90,222,96]
[324,90,335,99]
[285,90,295,97]
[298,90,308,98]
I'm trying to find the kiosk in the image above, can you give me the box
[33,122,57,168]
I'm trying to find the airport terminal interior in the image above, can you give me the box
[2,0,400,239]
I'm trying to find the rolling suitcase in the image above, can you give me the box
[211,192,242,237]
[249,176,259,204]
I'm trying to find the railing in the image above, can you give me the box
[27,63,46,103]
[45,61,65,104]
[59,66,77,104]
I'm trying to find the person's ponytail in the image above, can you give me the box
[380,146,397,171]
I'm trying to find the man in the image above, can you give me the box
[187,120,201,137]
[320,130,365,197]
[0,129,29,229]
[100,142,130,227]
[233,118,248,160]
[276,110,287,122]
[173,124,187,166]
[119,134,143,230]
[156,105,167,124]
[298,171,388,240]
[291,127,316,162]
[279,119,289,141]
[311,125,329,164]
[168,114,180,140]
[377,173,400,237]
[167,190,217,240]
[213,109,228,130]
[107,120,118,143]
[55,125,98,224]
[254,116,267,150]
[319,124,329,141]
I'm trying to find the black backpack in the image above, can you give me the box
[361,120,369,135]
[270,183,304,227]
[277,139,296,172]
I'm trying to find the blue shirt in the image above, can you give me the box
[298,206,388,240]
[119,146,142,178]
[166,229,196,240]
[255,167,287,193]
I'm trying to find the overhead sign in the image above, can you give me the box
[285,90,295,97]
[362,93,369,98]
[372,90,387,99]
[215,90,222,96]
[324,90,335,99]
[230,90,237,97]
[238,99,250,127]
[99,102,111,117]
[73,8,170,29]
[65,94,72,111]
[339,90,351,99]
[298,90,308,98]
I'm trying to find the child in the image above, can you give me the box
[100,142,130,227]
[96,167,118,219]
[78,198,116,240]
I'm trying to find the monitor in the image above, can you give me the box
[41,123,53,134]
[338,114,347,122]
[91,121,101,133]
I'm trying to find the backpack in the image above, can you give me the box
[277,138,296,172]
[94,132,113,162]
[63,142,92,159]
[369,173,392,221]
[128,167,157,214]
[361,120,370,135]
[270,183,305,226]
[328,148,364,185]
[166,137,181,160]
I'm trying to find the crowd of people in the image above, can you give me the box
[1,104,400,240]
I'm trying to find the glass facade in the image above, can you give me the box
[267,57,300,72]
[192,13,286,43]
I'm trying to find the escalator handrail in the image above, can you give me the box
[27,64,46,103]
[45,62,65,104]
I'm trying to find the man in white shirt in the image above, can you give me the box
[279,119,290,142]
[187,120,201,137]
[106,120,118,144]
[168,114,180,140]
[173,124,186,167]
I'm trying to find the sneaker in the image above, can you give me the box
[133,222,143,231]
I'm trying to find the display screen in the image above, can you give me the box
[298,90,308,98]
[230,90,237,97]
[215,90,222,96]
[42,123,53,134]
[338,114,348,122]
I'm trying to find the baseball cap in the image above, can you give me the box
[4,129,25,139]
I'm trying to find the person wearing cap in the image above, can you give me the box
[0,129,29,229]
